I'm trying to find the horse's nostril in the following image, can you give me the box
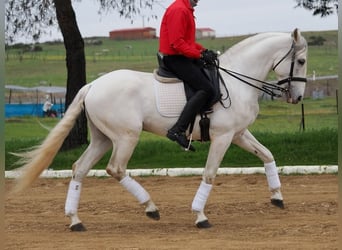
[297,96,302,102]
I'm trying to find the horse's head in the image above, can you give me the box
[272,28,308,104]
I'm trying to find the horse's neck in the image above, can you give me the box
[220,34,290,81]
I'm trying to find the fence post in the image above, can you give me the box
[300,102,305,132]
[336,89,338,115]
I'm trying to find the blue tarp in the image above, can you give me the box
[5,103,65,118]
[5,85,66,118]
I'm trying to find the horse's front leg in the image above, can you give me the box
[192,133,234,228]
[232,129,284,208]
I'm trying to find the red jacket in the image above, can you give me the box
[159,0,204,59]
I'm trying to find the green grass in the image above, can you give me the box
[5,98,337,170]
[5,128,337,170]
[250,98,338,133]
[5,31,338,86]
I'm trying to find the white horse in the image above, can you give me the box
[12,28,308,230]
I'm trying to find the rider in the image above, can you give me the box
[42,95,57,117]
[159,0,217,151]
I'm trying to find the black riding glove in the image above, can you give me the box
[200,49,218,66]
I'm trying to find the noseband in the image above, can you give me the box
[272,41,307,99]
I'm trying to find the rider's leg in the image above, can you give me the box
[163,56,214,150]
[167,90,208,150]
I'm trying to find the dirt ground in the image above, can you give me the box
[5,174,338,250]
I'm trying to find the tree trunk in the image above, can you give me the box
[54,0,88,150]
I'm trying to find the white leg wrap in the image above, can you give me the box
[191,181,213,212]
[120,176,150,204]
[65,180,82,216]
[265,161,281,191]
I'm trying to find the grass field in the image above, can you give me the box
[5,98,337,170]
[5,30,338,86]
[4,30,338,170]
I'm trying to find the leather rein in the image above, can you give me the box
[216,41,307,99]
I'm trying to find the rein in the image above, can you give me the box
[218,66,286,98]
[215,41,307,99]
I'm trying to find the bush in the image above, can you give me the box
[308,36,326,46]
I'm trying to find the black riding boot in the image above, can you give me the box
[167,90,208,151]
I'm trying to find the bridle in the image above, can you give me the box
[272,41,307,100]
[217,41,307,100]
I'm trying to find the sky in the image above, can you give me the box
[35,0,338,43]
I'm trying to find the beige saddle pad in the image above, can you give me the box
[153,70,186,117]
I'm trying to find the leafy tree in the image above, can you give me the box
[5,0,156,150]
[5,0,56,44]
[295,0,338,17]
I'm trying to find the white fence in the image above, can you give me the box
[5,165,338,178]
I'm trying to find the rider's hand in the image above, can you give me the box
[200,49,218,65]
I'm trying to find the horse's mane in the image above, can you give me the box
[219,32,290,64]
[230,32,287,52]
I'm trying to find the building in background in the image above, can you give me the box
[109,27,215,40]
[196,28,216,39]
[109,27,157,40]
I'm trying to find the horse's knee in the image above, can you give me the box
[258,147,274,163]
[106,165,125,181]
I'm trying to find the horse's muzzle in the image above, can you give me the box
[287,95,302,104]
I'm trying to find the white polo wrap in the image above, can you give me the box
[120,176,150,204]
[265,161,281,190]
[191,181,213,212]
[65,180,82,216]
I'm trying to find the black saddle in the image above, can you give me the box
[156,52,179,78]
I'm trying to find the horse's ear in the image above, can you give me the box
[292,28,301,42]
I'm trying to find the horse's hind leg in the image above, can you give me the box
[105,133,160,220]
[232,129,284,208]
[65,123,112,231]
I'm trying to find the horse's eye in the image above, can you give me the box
[297,58,306,65]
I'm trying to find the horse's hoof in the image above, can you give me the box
[70,223,87,232]
[271,199,285,209]
[146,210,160,220]
[196,220,212,229]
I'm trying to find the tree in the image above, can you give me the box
[55,0,88,149]
[295,0,338,17]
[5,1,54,44]
[6,0,156,150]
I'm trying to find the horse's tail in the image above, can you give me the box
[11,84,92,194]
